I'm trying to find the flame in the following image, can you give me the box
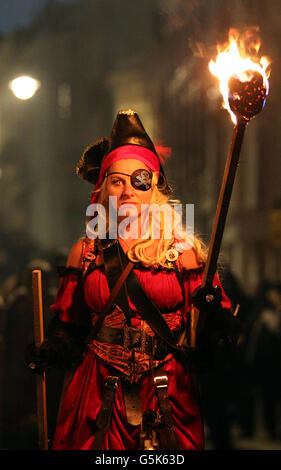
[209,30,270,123]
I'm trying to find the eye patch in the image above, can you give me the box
[106,169,152,191]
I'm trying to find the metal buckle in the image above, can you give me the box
[105,376,119,390]
[100,239,118,250]
[153,375,168,389]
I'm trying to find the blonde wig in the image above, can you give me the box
[90,172,207,267]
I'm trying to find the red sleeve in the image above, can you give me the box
[50,267,91,327]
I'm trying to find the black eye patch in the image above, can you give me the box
[130,169,152,190]
[106,169,152,191]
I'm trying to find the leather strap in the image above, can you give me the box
[93,238,174,347]
[91,375,119,450]
[153,370,178,450]
[100,239,132,320]
[94,237,182,350]
[90,247,134,340]
[116,241,191,354]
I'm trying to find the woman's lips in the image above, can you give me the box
[120,201,138,205]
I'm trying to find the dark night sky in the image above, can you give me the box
[0,0,76,34]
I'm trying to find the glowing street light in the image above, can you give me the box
[8,75,41,100]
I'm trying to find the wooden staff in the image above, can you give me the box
[193,67,268,339]
[196,120,248,334]
[32,269,49,450]
[202,120,247,288]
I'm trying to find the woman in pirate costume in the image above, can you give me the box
[27,110,239,450]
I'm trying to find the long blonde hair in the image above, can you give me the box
[92,172,207,267]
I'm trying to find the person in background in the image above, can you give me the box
[245,282,281,441]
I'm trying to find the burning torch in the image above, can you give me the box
[193,31,270,336]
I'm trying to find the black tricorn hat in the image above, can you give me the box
[109,109,157,154]
[107,109,172,195]
[77,110,172,194]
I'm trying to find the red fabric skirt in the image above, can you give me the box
[52,350,204,450]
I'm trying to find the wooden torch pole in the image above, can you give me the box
[32,269,49,450]
[196,119,247,333]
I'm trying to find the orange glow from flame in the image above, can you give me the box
[209,31,270,124]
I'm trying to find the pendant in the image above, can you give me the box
[165,248,179,262]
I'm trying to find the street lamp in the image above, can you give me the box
[8,75,40,100]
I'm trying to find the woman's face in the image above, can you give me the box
[105,159,154,213]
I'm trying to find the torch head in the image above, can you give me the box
[209,31,270,125]
[228,71,267,122]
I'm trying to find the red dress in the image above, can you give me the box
[51,242,231,450]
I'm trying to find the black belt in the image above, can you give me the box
[93,326,180,358]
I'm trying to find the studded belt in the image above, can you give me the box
[92,325,180,358]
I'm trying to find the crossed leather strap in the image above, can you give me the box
[97,238,191,353]
[91,238,182,450]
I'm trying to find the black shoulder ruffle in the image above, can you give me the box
[133,262,204,274]
[83,261,105,279]
[57,265,82,278]
[180,265,205,275]
[133,262,177,273]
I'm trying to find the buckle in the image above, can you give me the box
[97,238,118,251]
[105,376,119,390]
[128,327,142,349]
[153,375,168,389]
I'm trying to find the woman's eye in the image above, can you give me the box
[112,179,122,185]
